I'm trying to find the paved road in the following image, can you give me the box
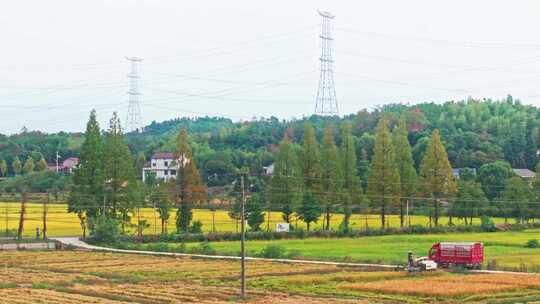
[51,237,400,269]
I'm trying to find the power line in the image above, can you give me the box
[335,27,540,49]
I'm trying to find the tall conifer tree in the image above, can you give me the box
[269,134,302,223]
[0,158,7,177]
[321,124,342,230]
[173,128,206,232]
[103,112,139,231]
[12,156,22,176]
[367,117,400,228]
[36,156,48,172]
[392,117,417,227]
[340,122,361,230]
[419,129,456,226]
[69,110,104,239]
[23,156,34,174]
[300,123,322,194]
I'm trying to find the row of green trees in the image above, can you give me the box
[268,116,540,230]
[0,155,48,177]
[270,116,456,230]
[69,111,207,239]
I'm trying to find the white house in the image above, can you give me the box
[142,152,191,182]
[142,152,177,182]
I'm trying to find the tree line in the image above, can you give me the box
[68,110,206,239]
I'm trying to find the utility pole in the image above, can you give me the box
[240,175,246,298]
[126,57,144,133]
[55,151,60,173]
[314,10,338,116]
[43,193,49,240]
[4,202,8,236]
[153,199,157,235]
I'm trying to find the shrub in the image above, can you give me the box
[191,242,216,255]
[94,216,121,243]
[189,220,203,234]
[147,243,169,252]
[173,242,186,253]
[286,249,302,259]
[0,229,17,238]
[526,239,540,248]
[480,216,496,232]
[259,244,287,259]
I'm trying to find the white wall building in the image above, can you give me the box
[142,152,177,182]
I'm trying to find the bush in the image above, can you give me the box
[286,249,302,259]
[147,243,170,252]
[189,220,203,234]
[259,244,287,259]
[191,242,216,255]
[0,229,17,238]
[480,216,496,232]
[94,216,121,243]
[173,242,186,253]
[526,239,540,248]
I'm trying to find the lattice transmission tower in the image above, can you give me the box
[126,56,144,132]
[314,10,338,116]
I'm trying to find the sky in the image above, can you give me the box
[2,0,540,134]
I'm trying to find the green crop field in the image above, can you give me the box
[0,202,509,237]
[122,229,540,270]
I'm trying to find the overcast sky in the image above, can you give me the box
[2,0,540,134]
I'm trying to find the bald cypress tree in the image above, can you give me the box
[321,124,342,230]
[36,156,48,172]
[173,128,206,232]
[23,156,34,174]
[0,158,7,177]
[12,156,22,176]
[300,123,322,194]
[340,122,361,230]
[103,112,139,232]
[69,110,104,239]
[419,129,456,226]
[270,134,302,224]
[393,117,417,227]
[367,117,400,228]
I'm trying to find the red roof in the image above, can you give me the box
[151,152,174,159]
[46,157,79,172]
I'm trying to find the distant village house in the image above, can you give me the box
[47,157,79,174]
[142,152,191,182]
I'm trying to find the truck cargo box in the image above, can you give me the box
[428,242,483,268]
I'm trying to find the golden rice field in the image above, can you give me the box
[2,250,540,303]
[0,202,505,237]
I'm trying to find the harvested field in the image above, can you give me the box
[3,251,540,303]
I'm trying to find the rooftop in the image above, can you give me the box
[513,168,536,178]
[151,152,174,159]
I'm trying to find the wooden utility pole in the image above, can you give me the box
[4,202,8,236]
[17,192,27,239]
[240,175,246,298]
[43,193,49,239]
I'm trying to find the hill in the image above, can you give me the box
[1,96,540,187]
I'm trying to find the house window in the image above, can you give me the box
[164,170,169,175]
[170,170,176,176]
[152,162,156,167]
[164,161,168,167]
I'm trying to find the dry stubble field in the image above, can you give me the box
[2,251,540,303]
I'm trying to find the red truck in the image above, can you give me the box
[428,242,484,269]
